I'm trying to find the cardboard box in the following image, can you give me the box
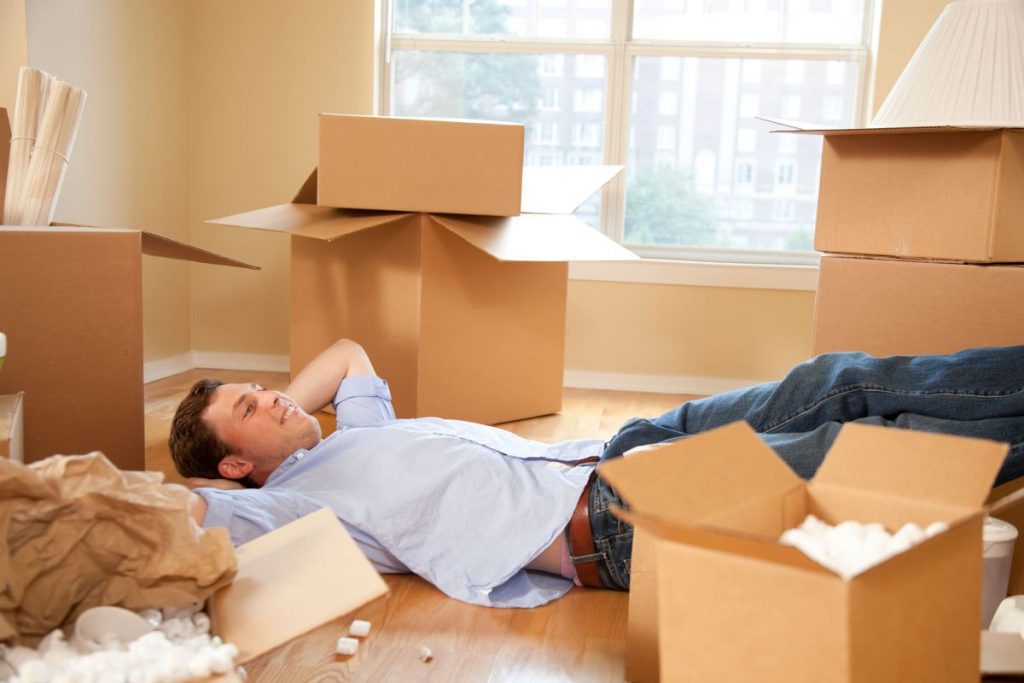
[0,108,258,469]
[769,120,1024,262]
[0,392,24,463]
[811,255,1024,358]
[318,114,524,216]
[211,116,637,425]
[598,421,1007,683]
[210,507,388,663]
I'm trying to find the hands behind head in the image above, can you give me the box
[186,477,245,491]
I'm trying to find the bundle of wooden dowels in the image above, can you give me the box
[3,66,86,226]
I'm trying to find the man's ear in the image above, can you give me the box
[217,455,255,481]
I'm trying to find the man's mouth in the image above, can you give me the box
[281,403,298,424]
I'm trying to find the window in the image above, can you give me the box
[535,122,559,145]
[775,161,796,187]
[574,88,603,113]
[384,0,872,264]
[658,92,679,116]
[736,129,757,153]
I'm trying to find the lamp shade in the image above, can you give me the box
[872,0,1024,127]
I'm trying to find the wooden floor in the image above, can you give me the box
[145,370,697,682]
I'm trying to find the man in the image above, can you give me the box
[172,339,1024,607]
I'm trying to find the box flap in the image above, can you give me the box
[759,115,1016,136]
[292,168,318,205]
[616,507,831,576]
[140,231,258,269]
[813,423,1007,508]
[208,204,412,242]
[597,421,802,520]
[520,165,623,214]
[209,507,389,664]
[431,213,638,262]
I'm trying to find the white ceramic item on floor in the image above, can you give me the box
[72,605,154,653]
[983,517,1019,628]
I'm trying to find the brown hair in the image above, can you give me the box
[168,379,230,480]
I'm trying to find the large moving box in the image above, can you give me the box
[212,115,637,425]
[599,421,1007,683]
[811,255,1024,358]
[0,108,256,469]
[769,121,1024,262]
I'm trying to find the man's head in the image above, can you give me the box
[169,380,322,486]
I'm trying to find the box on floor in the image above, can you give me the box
[211,114,637,425]
[598,421,1006,683]
[768,120,1024,263]
[811,255,1024,358]
[0,107,257,469]
[209,507,388,664]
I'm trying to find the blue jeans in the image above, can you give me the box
[587,345,1024,590]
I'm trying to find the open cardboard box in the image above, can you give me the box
[211,114,638,425]
[0,107,257,469]
[598,421,1007,683]
[209,507,388,665]
[766,118,1024,263]
[812,255,1024,358]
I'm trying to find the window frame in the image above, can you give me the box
[378,0,876,268]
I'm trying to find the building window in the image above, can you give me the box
[384,0,871,263]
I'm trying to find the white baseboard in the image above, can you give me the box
[563,369,762,396]
[146,354,757,397]
[191,352,290,373]
[144,352,290,384]
[142,353,195,383]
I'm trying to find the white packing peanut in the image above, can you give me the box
[348,620,371,638]
[335,637,359,657]
[419,646,433,663]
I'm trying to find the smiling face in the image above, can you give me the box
[201,383,322,485]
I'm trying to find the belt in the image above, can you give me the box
[569,470,604,588]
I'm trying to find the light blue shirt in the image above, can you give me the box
[196,375,603,608]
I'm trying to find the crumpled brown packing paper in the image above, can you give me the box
[0,452,236,643]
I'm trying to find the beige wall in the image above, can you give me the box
[11,0,948,382]
[872,0,949,113]
[186,0,376,356]
[24,0,192,362]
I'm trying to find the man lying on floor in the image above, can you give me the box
[171,338,1024,607]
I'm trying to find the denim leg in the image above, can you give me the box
[654,346,1024,435]
[587,474,633,590]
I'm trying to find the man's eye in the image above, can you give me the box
[244,404,255,417]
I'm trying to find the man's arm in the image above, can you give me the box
[284,338,376,414]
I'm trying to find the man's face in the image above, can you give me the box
[202,383,322,483]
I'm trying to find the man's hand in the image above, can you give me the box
[283,338,376,414]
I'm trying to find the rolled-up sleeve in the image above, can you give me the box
[195,487,321,546]
[333,375,395,429]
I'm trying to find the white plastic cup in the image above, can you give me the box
[982,517,1018,628]
[72,606,153,653]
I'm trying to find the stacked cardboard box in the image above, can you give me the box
[0,107,257,470]
[767,122,1024,356]
[211,114,637,425]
